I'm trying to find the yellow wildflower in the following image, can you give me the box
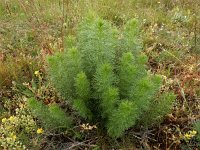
[184,133,192,140]
[1,118,7,123]
[37,128,43,134]
[80,123,97,130]
[34,70,39,76]
[12,135,17,140]
[9,116,15,122]
[189,130,197,135]
[184,130,197,140]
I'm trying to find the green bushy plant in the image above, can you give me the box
[47,14,175,138]
[0,98,36,150]
[194,121,200,141]
[27,98,71,130]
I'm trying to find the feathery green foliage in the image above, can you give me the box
[77,14,118,77]
[73,72,92,119]
[194,121,200,141]
[27,98,71,129]
[107,100,138,137]
[121,19,142,54]
[47,15,175,138]
[140,92,176,127]
[47,47,82,99]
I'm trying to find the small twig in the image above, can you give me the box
[193,4,198,64]
[176,78,192,113]
[65,142,96,150]
[162,48,183,64]
[132,133,142,140]
[63,137,98,150]
[61,0,66,52]
[5,1,12,15]
[17,0,28,17]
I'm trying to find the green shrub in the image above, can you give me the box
[47,14,175,138]
[27,98,71,130]
[194,121,200,141]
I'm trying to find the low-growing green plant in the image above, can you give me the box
[194,121,200,141]
[47,14,175,138]
[27,98,72,130]
[0,98,36,150]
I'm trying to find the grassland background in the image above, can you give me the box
[0,0,200,149]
